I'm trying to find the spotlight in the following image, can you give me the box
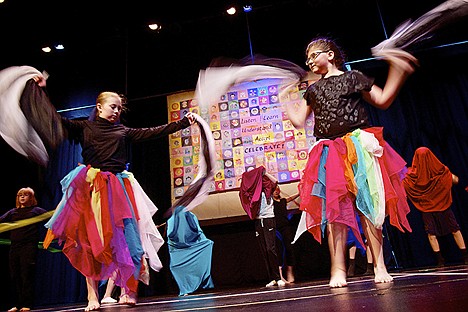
[42,46,52,53]
[55,44,64,50]
[148,23,162,31]
[243,5,252,12]
[226,7,236,15]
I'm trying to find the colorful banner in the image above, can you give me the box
[168,78,316,199]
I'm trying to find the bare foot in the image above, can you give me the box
[119,293,137,306]
[84,300,100,311]
[329,269,347,288]
[374,267,393,283]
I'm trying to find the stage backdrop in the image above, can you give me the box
[166,75,318,220]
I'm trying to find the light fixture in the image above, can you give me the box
[55,44,64,50]
[42,47,52,53]
[226,7,236,15]
[243,5,252,12]
[148,23,162,31]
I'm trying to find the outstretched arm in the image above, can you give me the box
[284,192,300,203]
[264,171,278,184]
[363,49,418,110]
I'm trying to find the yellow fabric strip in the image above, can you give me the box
[0,210,55,234]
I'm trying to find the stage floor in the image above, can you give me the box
[33,265,468,312]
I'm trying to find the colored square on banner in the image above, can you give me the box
[250,106,260,116]
[173,167,184,178]
[298,149,309,160]
[238,90,248,99]
[268,85,278,94]
[225,178,236,189]
[277,161,288,172]
[180,100,190,110]
[183,156,193,166]
[219,111,230,121]
[229,110,240,119]
[174,187,184,198]
[170,138,182,149]
[170,110,180,121]
[182,137,192,147]
[181,127,191,137]
[174,176,184,188]
[249,98,258,106]
[269,94,279,104]
[290,170,300,180]
[248,88,258,97]
[228,92,238,100]
[224,168,235,179]
[219,102,229,111]
[239,99,249,108]
[191,135,200,146]
[184,174,194,186]
[278,171,291,182]
[170,102,180,112]
[229,101,239,110]
[215,180,225,191]
[239,108,250,117]
[220,120,231,130]
[259,96,269,105]
[258,86,268,96]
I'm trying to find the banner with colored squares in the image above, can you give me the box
[167,78,316,199]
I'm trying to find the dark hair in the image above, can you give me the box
[305,37,347,71]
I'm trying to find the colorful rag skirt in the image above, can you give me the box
[296,127,412,248]
[44,164,164,292]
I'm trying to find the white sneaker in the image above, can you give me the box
[266,280,277,287]
[277,280,286,287]
[101,297,117,304]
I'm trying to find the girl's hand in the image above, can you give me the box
[33,75,47,87]
[185,112,196,125]
[375,48,419,75]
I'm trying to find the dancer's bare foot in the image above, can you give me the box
[119,293,137,306]
[84,300,100,311]
[329,269,347,288]
[374,267,393,283]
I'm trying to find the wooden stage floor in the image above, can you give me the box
[33,265,468,312]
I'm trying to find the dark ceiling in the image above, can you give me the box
[1,0,467,109]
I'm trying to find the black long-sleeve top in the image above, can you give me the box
[61,116,191,173]
[19,78,191,173]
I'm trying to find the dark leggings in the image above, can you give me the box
[255,217,280,281]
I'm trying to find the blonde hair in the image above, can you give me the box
[94,92,128,117]
[16,187,38,208]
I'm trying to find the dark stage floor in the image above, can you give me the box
[33,265,468,312]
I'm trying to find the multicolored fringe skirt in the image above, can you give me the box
[44,164,164,292]
[296,127,412,248]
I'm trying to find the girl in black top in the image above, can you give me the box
[0,187,47,312]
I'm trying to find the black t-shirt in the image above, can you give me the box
[273,198,290,228]
[304,70,374,139]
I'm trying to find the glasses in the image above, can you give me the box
[305,50,328,65]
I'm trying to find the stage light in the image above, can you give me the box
[42,47,52,53]
[227,7,236,15]
[148,23,162,31]
[243,5,252,12]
